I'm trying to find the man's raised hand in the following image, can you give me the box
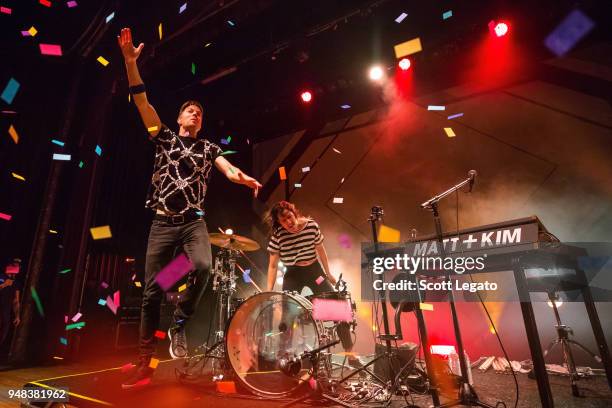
[117,28,144,63]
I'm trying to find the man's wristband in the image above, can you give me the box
[129,84,146,95]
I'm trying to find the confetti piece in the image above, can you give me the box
[394,37,422,58]
[78,161,84,168]
[28,26,38,36]
[147,125,159,133]
[53,153,71,161]
[156,253,193,291]
[71,312,82,322]
[395,12,408,23]
[154,330,166,339]
[204,42,212,47]
[53,356,64,360]
[40,43,63,56]
[220,150,237,156]
[294,183,302,188]
[220,138,230,145]
[135,281,142,287]
[427,105,445,111]
[51,139,65,146]
[447,113,464,120]
[64,315,68,323]
[242,271,251,283]
[195,210,204,216]
[179,2,187,14]
[66,322,85,330]
[101,281,109,288]
[59,268,71,274]
[149,358,160,369]
[31,287,45,317]
[216,381,237,394]
[315,276,325,285]
[378,224,401,243]
[40,0,51,7]
[49,229,58,234]
[191,62,195,75]
[178,283,187,292]
[90,225,112,240]
[95,145,102,156]
[226,135,232,143]
[1,6,12,14]
[60,337,68,345]
[332,197,344,204]
[96,56,109,66]
[278,166,287,180]
[442,10,453,20]
[312,298,353,321]
[67,1,77,8]
[21,31,31,37]
[332,148,342,154]
[158,23,163,40]
[0,78,20,105]
[544,10,595,57]
[106,296,117,314]
[420,303,434,311]
[338,233,352,249]
[227,20,235,27]
[11,172,25,181]
[105,11,114,23]
[340,104,351,109]
[113,290,120,308]
[0,212,13,221]
[302,166,310,173]
[98,298,107,306]
[444,127,456,137]
[8,125,18,143]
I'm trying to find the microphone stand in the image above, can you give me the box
[421,172,495,408]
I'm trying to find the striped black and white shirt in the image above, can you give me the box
[267,219,324,266]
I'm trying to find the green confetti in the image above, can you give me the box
[220,150,237,156]
[191,62,195,75]
[78,161,84,168]
[66,322,86,331]
[229,167,236,174]
[31,287,45,317]
[59,268,71,274]
[226,135,232,143]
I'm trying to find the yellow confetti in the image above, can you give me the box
[394,37,422,58]
[11,172,25,181]
[278,166,287,180]
[135,281,142,288]
[96,56,109,66]
[178,283,187,292]
[53,356,64,360]
[28,26,38,37]
[149,358,159,369]
[49,229,58,234]
[8,125,19,144]
[444,127,456,137]
[420,303,434,311]
[158,23,163,40]
[147,126,159,133]
[378,224,400,243]
[90,225,112,240]
[128,93,131,102]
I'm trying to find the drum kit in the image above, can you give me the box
[175,231,368,405]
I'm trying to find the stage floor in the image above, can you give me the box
[1,357,611,407]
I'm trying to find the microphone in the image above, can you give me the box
[468,170,477,193]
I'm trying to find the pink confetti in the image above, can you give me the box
[312,298,353,322]
[21,31,31,37]
[66,1,77,7]
[71,312,82,322]
[315,275,325,285]
[100,281,109,289]
[0,6,12,14]
[113,290,120,308]
[64,315,68,323]
[338,233,352,249]
[39,43,63,56]
[155,253,193,291]
[106,296,118,314]
[0,212,12,221]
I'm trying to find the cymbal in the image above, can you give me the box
[209,232,261,252]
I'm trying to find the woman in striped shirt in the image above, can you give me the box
[265,201,337,293]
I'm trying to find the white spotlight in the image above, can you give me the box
[369,65,385,81]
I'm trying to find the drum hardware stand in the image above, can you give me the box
[420,171,497,408]
[528,291,602,396]
[176,248,239,382]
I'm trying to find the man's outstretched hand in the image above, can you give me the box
[117,28,144,63]
[238,172,262,197]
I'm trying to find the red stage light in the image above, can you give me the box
[398,58,411,71]
[300,91,312,103]
[494,22,509,37]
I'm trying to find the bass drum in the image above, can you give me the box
[225,291,323,398]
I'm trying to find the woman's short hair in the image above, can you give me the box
[264,201,301,232]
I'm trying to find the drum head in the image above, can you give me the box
[225,292,321,398]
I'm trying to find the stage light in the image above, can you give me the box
[488,20,510,37]
[398,58,411,71]
[369,65,384,81]
[300,90,312,103]
[547,299,563,308]
[430,345,457,356]
[224,228,233,235]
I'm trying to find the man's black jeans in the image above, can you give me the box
[139,217,212,358]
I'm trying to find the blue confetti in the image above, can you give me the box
[442,10,453,20]
[395,13,408,24]
[544,10,595,57]
[51,139,65,147]
[95,145,102,156]
[60,337,68,345]
[427,105,445,111]
[196,210,204,216]
[242,270,251,283]
[105,11,115,23]
[53,154,71,161]
[1,78,20,105]
[340,104,351,109]
[98,298,107,306]
[227,20,235,27]
[179,3,187,14]
[447,113,464,120]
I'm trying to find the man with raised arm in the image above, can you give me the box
[117,28,262,389]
